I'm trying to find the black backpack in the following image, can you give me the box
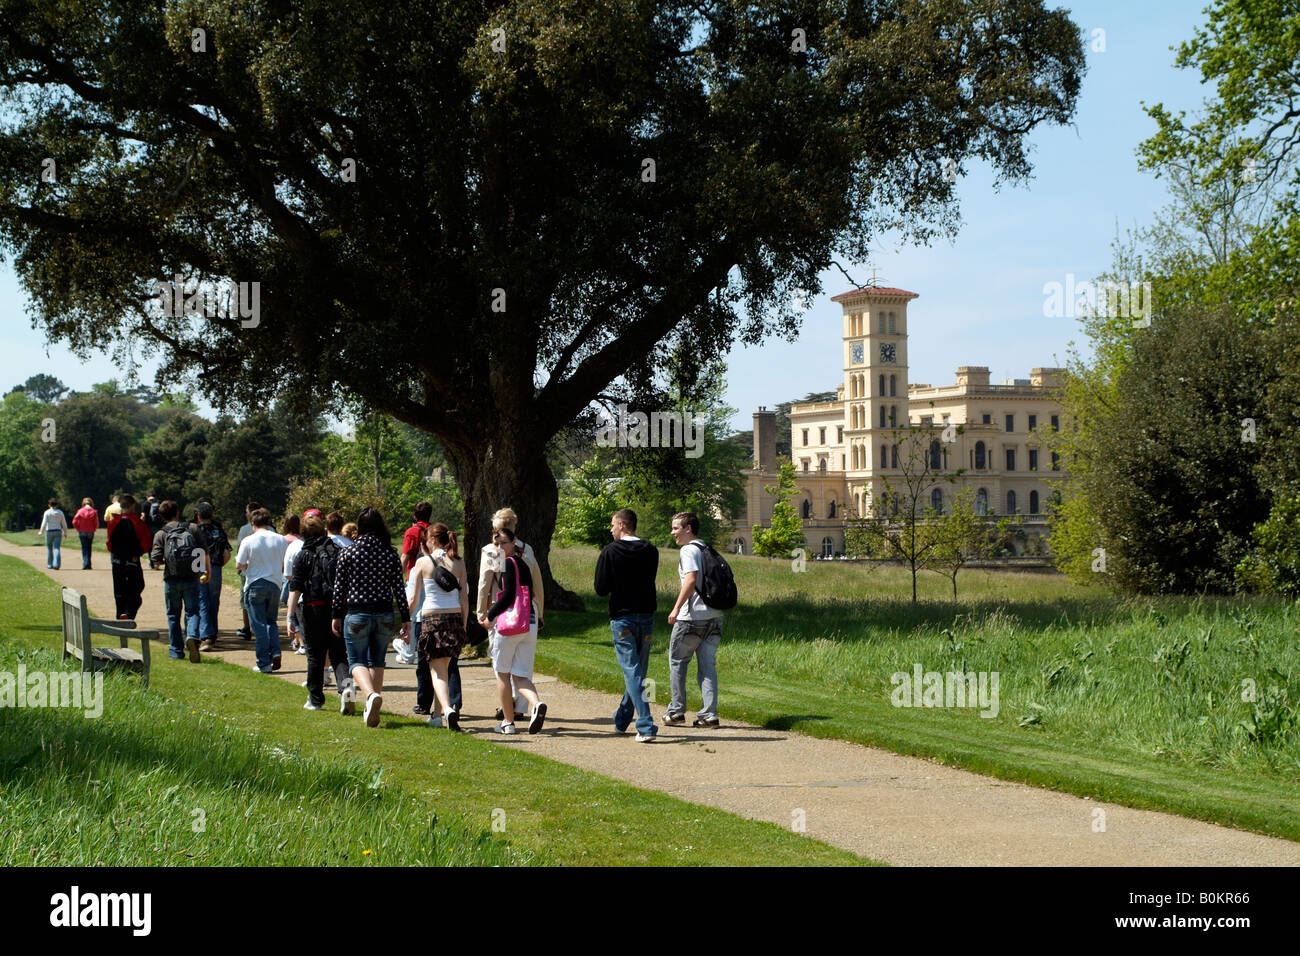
[197,523,228,563]
[305,538,342,603]
[163,523,202,578]
[691,541,738,610]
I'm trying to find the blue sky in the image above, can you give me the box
[0,1,1213,431]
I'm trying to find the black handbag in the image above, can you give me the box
[433,559,460,593]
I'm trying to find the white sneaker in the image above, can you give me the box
[340,683,356,716]
[495,721,516,735]
[304,700,321,711]
[426,715,444,728]
[634,732,655,743]
[294,645,307,656]
[364,692,383,727]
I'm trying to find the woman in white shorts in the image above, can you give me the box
[479,525,546,735]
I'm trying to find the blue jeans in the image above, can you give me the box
[164,577,200,657]
[189,565,219,641]
[611,614,656,736]
[245,578,282,671]
[667,618,721,721]
[343,612,394,672]
[45,530,62,569]
[203,565,223,638]
[78,532,95,568]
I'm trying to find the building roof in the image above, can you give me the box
[831,286,919,301]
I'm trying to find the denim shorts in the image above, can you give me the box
[343,612,395,671]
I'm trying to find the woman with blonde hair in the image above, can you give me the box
[477,507,544,719]
[408,523,468,730]
[479,523,547,734]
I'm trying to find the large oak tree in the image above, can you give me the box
[0,0,1085,601]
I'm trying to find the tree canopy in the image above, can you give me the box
[0,0,1086,599]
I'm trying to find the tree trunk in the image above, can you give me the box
[443,436,584,614]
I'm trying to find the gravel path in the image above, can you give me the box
[9,535,1298,866]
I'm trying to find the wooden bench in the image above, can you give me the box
[60,587,154,687]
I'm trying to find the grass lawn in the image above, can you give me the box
[0,554,870,866]
[544,547,1300,842]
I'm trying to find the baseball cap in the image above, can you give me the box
[303,508,323,519]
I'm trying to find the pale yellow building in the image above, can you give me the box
[734,286,1065,557]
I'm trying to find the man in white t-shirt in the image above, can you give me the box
[664,511,721,729]
[236,507,288,673]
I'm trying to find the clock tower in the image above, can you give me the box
[830,285,918,516]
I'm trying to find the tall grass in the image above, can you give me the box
[545,547,1300,839]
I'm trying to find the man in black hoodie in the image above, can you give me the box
[594,508,660,741]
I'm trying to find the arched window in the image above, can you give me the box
[801,499,812,519]
[931,488,943,512]
[851,446,858,469]
[857,492,864,515]
[822,536,834,557]
[974,441,986,470]
[929,439,942,470]
[879,374,885,397]
[1006,490,1017,514]
[890,445,898,469]
[819,458,827,472]
[733,538,746,555]
[890,494,899,516]
[880,444,886,468]
[975,488,988,516]
[879,405,887,428]
[828,499,837,518]
[889,374,896,397]
[889,405,897,426]
[1029,490,1040,514]
[888,313,896,333]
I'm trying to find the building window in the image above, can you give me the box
[822,536,834,557]
[1005,414,1014,432]
[891,445,898,469]
[1028,449,1038,471]
[734,538,746,555]
[1028,414,1037,431]
[1029,490,1040,514]
[880,445,886,469]
[889,375,897,397]
[982,413,991,425]
[1051,452,1060,471]
[929,439,942,470]
[879,374,885,397]
[931,488,943,513]
[879,405,887,428]
[802,428,809,446]
[1051,414,1060,431]
[889,405,897,426]
[974,441,986,470]
[819,458,827,472]
[1006,490,1017,514]
[890,493,899,516]
[802,459,809,472]
[828,500,837,518]
[819,427,826,445]
[1005,448,1016,471]
[837,425,843,443]
[976,488,988,515]
[879,313,886,333]
[842,454,846,469]
[801,499,811,519]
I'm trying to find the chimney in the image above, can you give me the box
[955,366,990,388]
[753,408,776,470]
[1030,367,1064,388]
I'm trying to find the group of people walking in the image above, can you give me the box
[33,495,731,739]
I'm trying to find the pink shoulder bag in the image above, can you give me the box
[494,555,532,636]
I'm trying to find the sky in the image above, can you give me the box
[0,1,1215,432]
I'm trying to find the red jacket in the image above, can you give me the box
[401,521,429,575]
[107,514,153,558]
[73,505,100,533]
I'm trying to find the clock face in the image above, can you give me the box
[880,342,897,364]
[850,341,864,364]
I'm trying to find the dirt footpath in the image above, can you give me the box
[8,535,1298,866]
